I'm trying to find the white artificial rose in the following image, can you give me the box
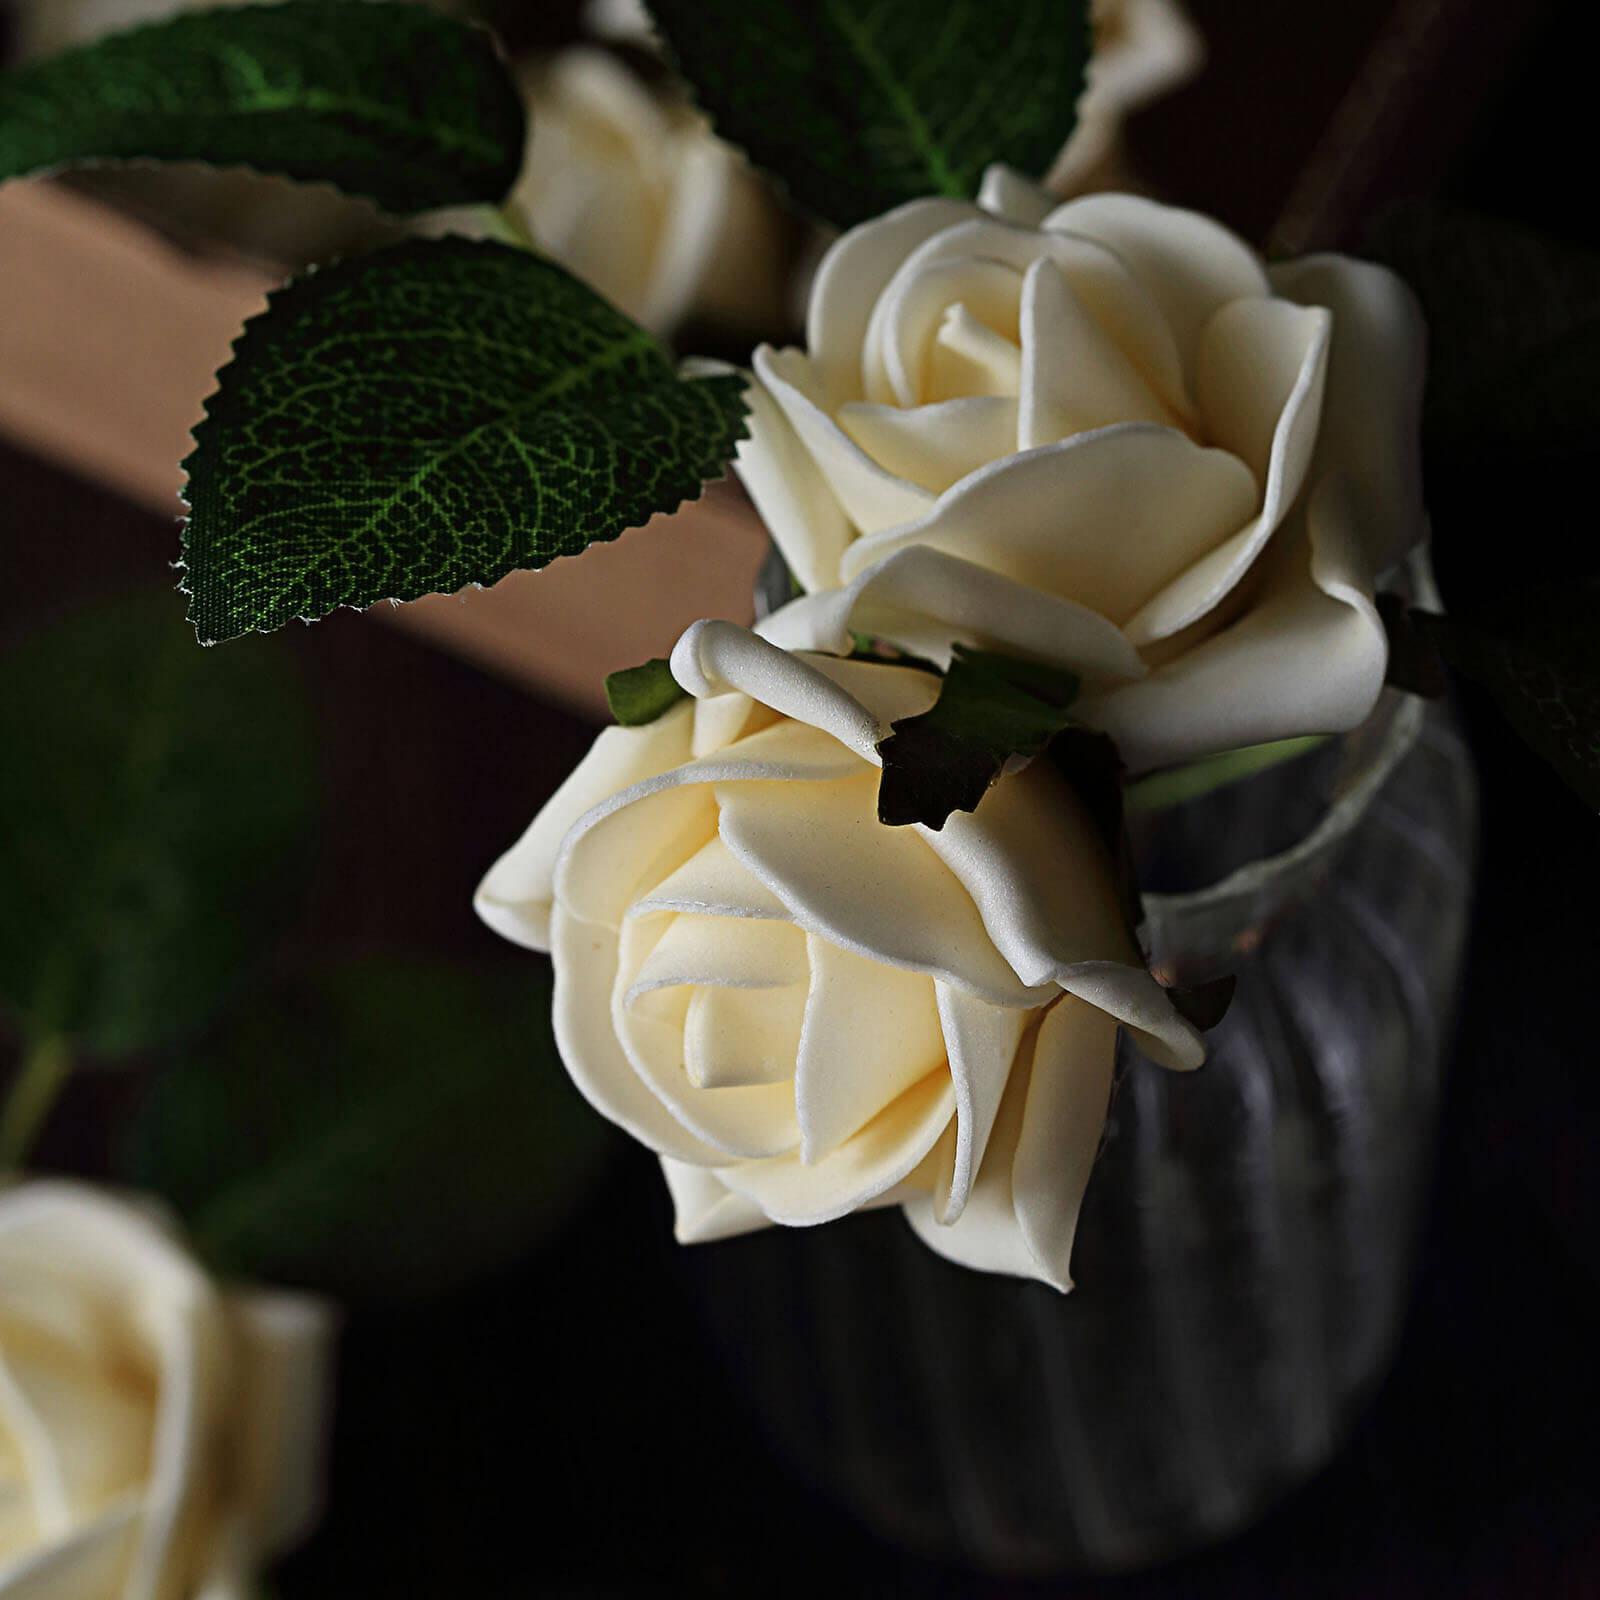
[476,620,1203,1291]
[1047,0,1204,196]
[734,171,1427,773]
[0,1182,332,1600]
[507,49,787,337]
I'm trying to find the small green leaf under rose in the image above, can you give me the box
[125,960,616,1302]
[646,0,1092,228]
[181,239,750,644]
[876,645,1080,829]
[605,657,687,726]
[0,1,526,213]
[0,589,316,1058]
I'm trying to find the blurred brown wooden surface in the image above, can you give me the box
[0,180,766,718]
[0,0,1557,719]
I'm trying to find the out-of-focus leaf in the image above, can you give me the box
[1365,205,1600,458]
[1419,583,1600,811]
[0,588,316,1056]
[646,0,1091,227]
[0,1,526,213]
[181,239,749,643]
[126,961,616,1300]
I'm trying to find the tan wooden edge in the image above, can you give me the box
[0,179,765,721]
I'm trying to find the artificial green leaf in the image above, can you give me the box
[0,1,525,213]
[125,960,615,1301]
[876,645,1079,828]
[0,588,316,1056]
[1045,724,1141,937]
[1418,583,1600,810]
[647,0,1091,227]
[605,657,686,726]
[181,239,749,644]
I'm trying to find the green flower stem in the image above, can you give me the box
[0,1032,74,1169]
[1124,736,1329,816]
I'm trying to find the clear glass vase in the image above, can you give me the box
[685,560,1480,1574]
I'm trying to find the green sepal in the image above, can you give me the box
[605,657,688,725]
[876,644,1079,829]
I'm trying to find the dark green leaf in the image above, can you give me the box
[125,960,616,1301]
[605,657,686,725]
[647,0,1091,227]
[0,1,525,213]
[181,239,750,644]
[1168,974,1236,1032]
[0,589,317,1056]
[1364,205,1600,459]
[876,645,1079,829]
[1418,583,1600,810]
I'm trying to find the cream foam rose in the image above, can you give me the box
[734,171,1426,772]
[0,1182,331,1600]
[1047,0,1204,196]
[508,48,787,338]
[476,621,1203,1291]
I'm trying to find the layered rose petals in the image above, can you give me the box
[734,173,1426,773]
[477,623,1204,1290]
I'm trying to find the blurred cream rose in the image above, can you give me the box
[0,1182,331,1600]
[476,621,1202,1290]
[735,171,1426,772]
[1048,0,1204,195]
[507,49,788,337]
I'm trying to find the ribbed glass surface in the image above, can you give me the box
[686,645,1479,1572]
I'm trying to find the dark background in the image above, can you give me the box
[4,0,1598,1592]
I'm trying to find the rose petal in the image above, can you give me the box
[839,424,1259,630]
[1269,254,1427,571]
[794,934,946,1162]
[836,396,1020,492]
[0,1494,141,1599]
[1085,473,1388,771]
[624,911,808,1001]
[223,1291,333,1559]
[1010,995,1123,1289]
[732,367,856,592]
[977,162,1057,227]
[1018,257,1181,447]
[806,197,985,407]
[924,304,1023,401]
[714,771,1052,1008]
[611,913,801,1160]
[1041,193,1270,380]
[659,1159,773,1242]
[932,984,1029,1224]
[550,905,726,1165]
[1122,297,1330,646]
[684,981,807,1088]
[760,546,1147,685]
[717,1071,955,1225]
[629,833,790,920]
[475,701,695,952]
[877,217,1188,417]
[753,346,935,537]
[869,256,1023,406]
